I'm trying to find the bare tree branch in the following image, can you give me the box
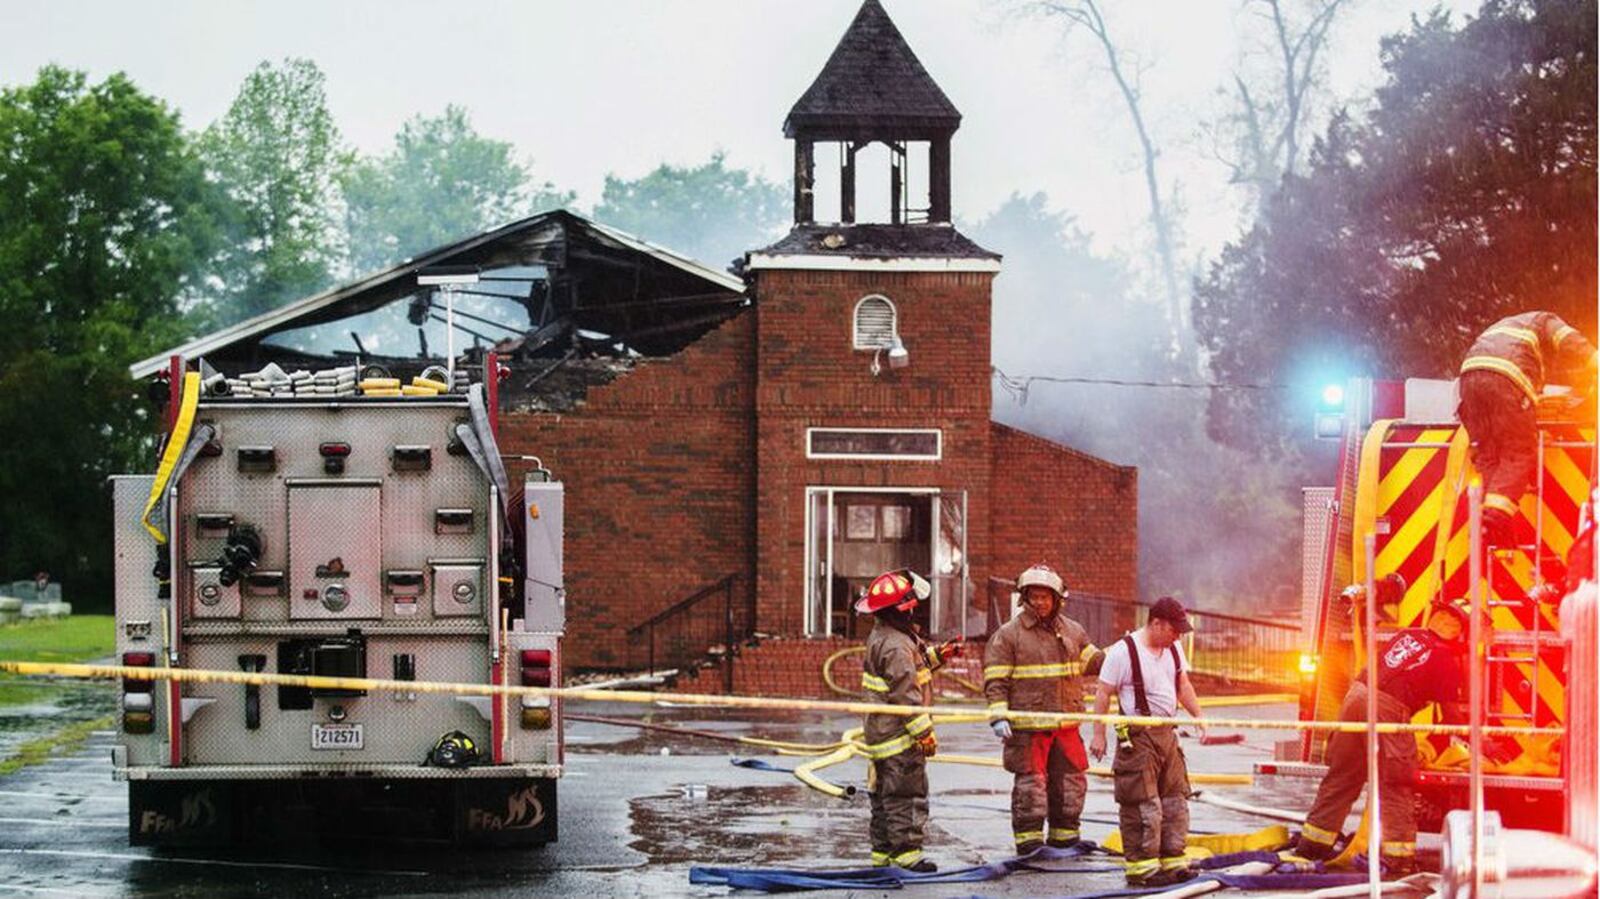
[1218,0,1353,204]
[1030,0,1190,361]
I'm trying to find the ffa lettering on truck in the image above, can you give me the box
[110,353,565,847]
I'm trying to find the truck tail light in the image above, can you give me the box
[122,652,156,734]
[520,649,553,687]
[319,442,351,474]
[122,652,155,693]
[520,701,552,730]
[518,650,554,729]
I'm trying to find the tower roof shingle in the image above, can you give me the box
[783,0,961,141]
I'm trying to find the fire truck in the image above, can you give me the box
[110,354,565,847]
[1286,376,1594,834]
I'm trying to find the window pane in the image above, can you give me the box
[882,505,911,540]
[808,429,940,459]
[846,505,877,540]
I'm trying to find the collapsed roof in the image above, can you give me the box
[131,210,748,409]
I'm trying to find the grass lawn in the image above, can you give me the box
[0,615,116,707]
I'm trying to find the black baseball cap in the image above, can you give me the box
[1150,596,1193,634]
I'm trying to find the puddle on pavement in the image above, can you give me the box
[629,782,985,870]
[629,783,867,866]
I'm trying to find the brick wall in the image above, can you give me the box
[665,632,990,699]
[989,422,1138,599]
[753,268,996,638]
[499,270,1139,679]
[500,312,757,668]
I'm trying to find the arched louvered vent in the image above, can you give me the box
[853,295,898,349]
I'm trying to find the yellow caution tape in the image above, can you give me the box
[3,659,1561,739]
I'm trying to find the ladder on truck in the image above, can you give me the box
[1299,400,1593,827]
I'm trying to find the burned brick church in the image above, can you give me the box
[133,0,1136,693]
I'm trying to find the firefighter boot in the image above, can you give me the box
[1383,856,1419,879]
[1148,866,1197,887]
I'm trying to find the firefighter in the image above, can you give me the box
[1459,311,1598,544]
[1089,596,1204,888]
[857,568,960,871]
[1292,594,1513,873]
[984,563,1105,855]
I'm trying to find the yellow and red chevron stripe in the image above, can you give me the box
[1349,420,1593,772]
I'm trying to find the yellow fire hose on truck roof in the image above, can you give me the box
[139,371,201,544]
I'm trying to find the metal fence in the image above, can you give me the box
[624,574,752,691]
[984,578,1302,692]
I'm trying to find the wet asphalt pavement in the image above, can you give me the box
[0,694,1335,898]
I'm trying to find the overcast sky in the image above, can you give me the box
[3,0,1474,263]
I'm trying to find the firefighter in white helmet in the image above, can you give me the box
[983,563,1104,855]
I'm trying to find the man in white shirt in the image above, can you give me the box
[1089,596,1205,888]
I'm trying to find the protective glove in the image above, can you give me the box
[990,719,1013,740]
[915,730,938,757]
[935,636,965,664]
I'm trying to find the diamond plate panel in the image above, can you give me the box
[113,475,167,767]
[523,480,565,633]
[161,401,510,771]
[432,563,484,618]
[181,635,490,766]
[180,402,490,626]
[188,565,240,620]
[1301,487,1335,645]
[287,483,383,620]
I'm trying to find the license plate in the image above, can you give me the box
[311,723,363,750]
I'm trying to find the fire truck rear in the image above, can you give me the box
[109,356,564,847]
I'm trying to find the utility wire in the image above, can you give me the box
[992,366,1286,406]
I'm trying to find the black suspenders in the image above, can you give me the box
[1121,634,1182,717]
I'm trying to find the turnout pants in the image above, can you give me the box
[1297,684,1418,863]
[1458,369,1537,533]
[869,749,929,867]
[1003,727,1088,851]
[1113,724,1190,882]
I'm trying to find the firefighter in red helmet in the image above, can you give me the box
[1293,591,1515,873]
[858,568,960,871]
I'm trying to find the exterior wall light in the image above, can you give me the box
[887,336,909,370]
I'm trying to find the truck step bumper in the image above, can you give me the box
[129,775,557,847]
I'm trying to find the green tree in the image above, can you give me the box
[342,105,573,275]
[0,67,216,609]
[593,152,789,270]
[199,58,344,324]
[1195,0,1596,450]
